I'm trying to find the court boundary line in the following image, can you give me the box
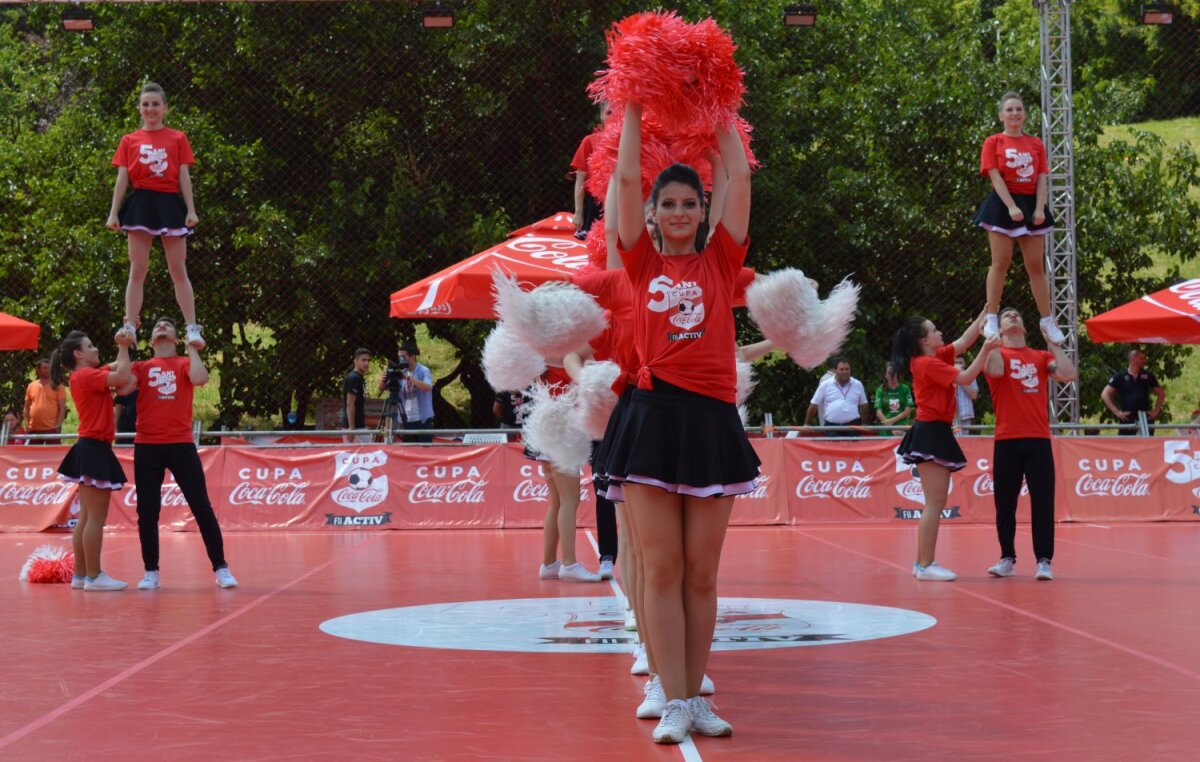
[0,534,385,752]
[794,528,1200,683]
[1057,535,1200,566]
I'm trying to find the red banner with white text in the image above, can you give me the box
[3,437,1199,531]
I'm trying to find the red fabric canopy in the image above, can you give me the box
[1085,278,1200,344]
[389,213,590,320]
[0,311,40,351]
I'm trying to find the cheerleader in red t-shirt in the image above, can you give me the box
[972,91,1065,345]
[892,314,999,581]
[50,329,135,591]
[105,82,205,351]
[602,101,758,740]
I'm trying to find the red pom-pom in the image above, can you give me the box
[588,12,744,135]
[584,224,608,270]
[19,544,75,584]
[671,116,759,175]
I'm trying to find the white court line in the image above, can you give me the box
[1086,524,1112,529]
[586,530,704,760]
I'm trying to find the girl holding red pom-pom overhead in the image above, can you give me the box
[602,96,757,744]
[51,328,135,591]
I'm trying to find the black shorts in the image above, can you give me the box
[119,188,192,237]
[58,437,126,490]
[896,421,966,471]
[973,190,1054,237]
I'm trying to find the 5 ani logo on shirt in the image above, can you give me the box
[647,275,705,330]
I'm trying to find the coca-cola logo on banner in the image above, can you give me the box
[971,458,1029,498]
[794,459,871,500]
[0,465,74,508]
[893,455,952,505]
[229,465,311,508]
[1164,441,1200,499]
[511,463,587,504]
[1167,278,1200,311]
[1074,457,1151,499]
[123,480,190,509]
[330,450,389,513]
[410,463,488,505]
[737,474,770,500]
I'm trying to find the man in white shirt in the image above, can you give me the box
[805,356,871,436]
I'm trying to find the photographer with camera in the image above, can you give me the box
[379,341,434,443]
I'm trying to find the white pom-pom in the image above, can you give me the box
[737,403,749,426]
[492,270,607,359]
[735,360,756,406]
[573,360,622,440]
[745,269,860,370]
[482,323,545,392]
[522,383,592,473]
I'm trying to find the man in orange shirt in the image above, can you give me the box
[24,357,66,445]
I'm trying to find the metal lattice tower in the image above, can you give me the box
[1036,0,1080,424]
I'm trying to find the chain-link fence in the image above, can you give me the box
[1,0,1197,435]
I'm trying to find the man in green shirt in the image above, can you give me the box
[874,362,914,436]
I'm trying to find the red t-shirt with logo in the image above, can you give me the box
[620,224,748,403]
[986,346,1052,440]
[69,367,115,443]
[132,356,195,444]
[911,344,960,424]
[979,133,1048,196]
[112,128,195,193]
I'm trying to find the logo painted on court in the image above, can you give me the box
[319,597,935,653]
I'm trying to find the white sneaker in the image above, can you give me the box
[538,561,561,579]
[914,561,957,581]
[631,643,649,675]
[598,557,615,580]
[1040,318,1066,345]
[71,576,85,590]
[687,696,733,737]
[215,567,239,588]
[185,323,206,350]
[653,699,692,744]
[987,557,1015,577]
[623,606,637,631]
[1036,559,1054,581]
[983,314,1000,339]
[558,562,601,582]
[84,572,127,591]
[637,675,666,719]
[137,571,160,590]
[700,674,715,695]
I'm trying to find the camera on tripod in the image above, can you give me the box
[384,362,410,396]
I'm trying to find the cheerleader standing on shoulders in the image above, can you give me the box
[973,91,1064,344]
[891,314,1000,581]
[52,329,135,591]
[106,82,205,349]
[605,101,758,744]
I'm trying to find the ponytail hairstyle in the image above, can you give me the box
[141,81,167,103]
[997,90,1023,111]
[890,317,929,381]
[49,331,89,390]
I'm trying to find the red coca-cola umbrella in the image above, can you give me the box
[389,213,591,320]
[1085,278,1200,344]
[0,311,40,350]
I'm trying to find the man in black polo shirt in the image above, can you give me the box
[1101,348,1165,436]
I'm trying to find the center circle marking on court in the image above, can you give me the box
[319,597,935,653]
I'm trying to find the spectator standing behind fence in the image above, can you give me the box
[493,390,524,438]
[343,348,370,444]
[973,91,1066,346]
[983,307,1075,581]
[1101,349,1164,436]
[106,82,206,350]
[806,356,871,435]
[874,362,914,437]
[571,102,609,239]
[114,387,138,443]
[385,342,434,443]
[3,411,27,445]
[126,317,237,590]
[953,356,979,431]
[24,357,66,445]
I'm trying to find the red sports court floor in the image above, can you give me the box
[2,522,1200,761]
